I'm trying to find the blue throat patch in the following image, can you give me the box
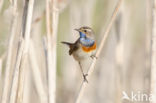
[79,32,86,38]
[79,32,94,47]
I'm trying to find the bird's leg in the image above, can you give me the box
[78,61,88,83]
[90,55,98,59]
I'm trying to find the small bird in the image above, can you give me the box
[61,26,97,82]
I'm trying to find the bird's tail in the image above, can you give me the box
[61,41,75,55]
[61,41,73,47]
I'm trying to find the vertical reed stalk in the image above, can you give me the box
[1,0,18,103]
[150,0,156,103]
[46,0,58,103]
[29,40,48,103]
[145,0,152,92]
[9,0,34,103]
[115,15,123,103]
[75,0,122,103]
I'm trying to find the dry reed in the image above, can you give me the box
[150,0,156,103]
[9,0,34,103]
[29,40,48,103]
[1,0,18,103]
[45,0,58,103]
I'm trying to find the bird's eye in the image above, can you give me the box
[84,30,87,32]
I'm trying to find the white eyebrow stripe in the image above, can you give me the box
[85,28,92,32]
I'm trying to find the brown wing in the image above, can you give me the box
[61,38,79,55]
[68,39,79,55]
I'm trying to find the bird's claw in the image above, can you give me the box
[90,55,98,59]
[83,74,88,83]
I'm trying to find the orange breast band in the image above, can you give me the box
[81,42,96,52]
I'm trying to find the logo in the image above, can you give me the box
[122,91,155,102]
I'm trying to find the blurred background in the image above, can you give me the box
[0,0,153,103]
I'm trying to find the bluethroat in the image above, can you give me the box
[61,26,97,82]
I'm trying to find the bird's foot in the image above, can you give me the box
[90,55,98,59]
[83,74,88,83]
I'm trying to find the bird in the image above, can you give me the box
[61,26,97,82]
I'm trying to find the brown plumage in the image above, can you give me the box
[61,39,79,55]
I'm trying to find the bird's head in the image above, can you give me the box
[75,26,95,39]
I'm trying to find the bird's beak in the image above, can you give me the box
[74,28,80,32]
